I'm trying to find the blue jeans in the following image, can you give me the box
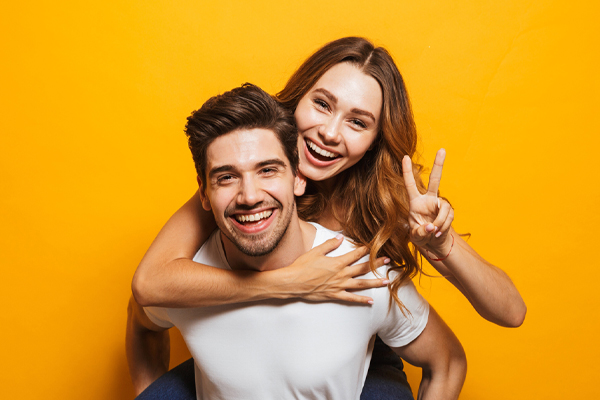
[136,336,414,400]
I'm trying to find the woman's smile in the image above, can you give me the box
[303,138,342,166]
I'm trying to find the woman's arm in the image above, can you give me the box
[421,227,526,327]
[402,151,526,327]
[132,191,389,308]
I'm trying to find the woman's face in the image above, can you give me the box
[294,62,383,182]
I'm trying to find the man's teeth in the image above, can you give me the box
[235,210,273,223]
[307,140,337,158]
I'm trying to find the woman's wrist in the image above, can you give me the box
[425,234,454,261]
[422,232,455,262]
[248,268,298,301]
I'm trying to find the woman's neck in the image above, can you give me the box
[314,176,344,231]
[316,206,343,231]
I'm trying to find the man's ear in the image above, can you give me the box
[293,170,307,197]
[197,176,212,211]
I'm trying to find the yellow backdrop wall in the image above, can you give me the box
[1,0,599,398]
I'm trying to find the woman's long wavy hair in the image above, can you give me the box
[278,37,427,313]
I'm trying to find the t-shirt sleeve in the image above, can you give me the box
[144,307,175,329]
[374,271,430,348]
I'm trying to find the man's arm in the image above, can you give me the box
[392,306,467,400]
[126,295,170,396]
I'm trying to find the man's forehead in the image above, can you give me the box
[206,128,289,171]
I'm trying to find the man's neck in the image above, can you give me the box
[221,218,316,272]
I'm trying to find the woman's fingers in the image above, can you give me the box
[343,256,389,278]
[334,256,392,303]
[310,235,345,256]
[427,149,446,196]
[402,155,421,200]
[437,207,454,235]
[412,221,436,244]
[345,258,373,276]
[345,278,390,290]
[336,245,370,267]
[334,292,375,305]
[432,200,452,232]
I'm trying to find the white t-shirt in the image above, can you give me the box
[145,223,429,400]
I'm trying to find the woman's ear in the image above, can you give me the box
[293,170,307,197]
[197,176,212,211]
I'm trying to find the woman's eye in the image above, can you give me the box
[313,99,329,111]
[351,119,367,129]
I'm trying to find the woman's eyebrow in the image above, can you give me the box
[313,88,338,104]
[350,108,376,123]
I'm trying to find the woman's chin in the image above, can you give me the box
[298,163,337,183]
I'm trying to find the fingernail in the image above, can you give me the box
[335,233,343,240]
[382,280,390,285]
[383,258,391,264]
[368,300,374,305]
[426,224,435,232]
[435,231,442,238]
[434,226,439,232]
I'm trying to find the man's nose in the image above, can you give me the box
[236,176,264,206]
[318,115,342,145]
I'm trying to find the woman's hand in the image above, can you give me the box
[402,149,454,257]
[276,235,391,305]
[404,150,527,326]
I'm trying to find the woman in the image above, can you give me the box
[133,37,526,399]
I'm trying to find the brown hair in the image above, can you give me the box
[278,37,427,313]
[185,83,299,186]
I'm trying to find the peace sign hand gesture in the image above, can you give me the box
[402,149,454,257]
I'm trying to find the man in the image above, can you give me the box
[126,84,466,399]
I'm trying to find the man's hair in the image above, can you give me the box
[185,83,299,186]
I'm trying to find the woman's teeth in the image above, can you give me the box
[235,210,273,223]
[307,140,337,158]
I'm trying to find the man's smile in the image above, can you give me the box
[234,210,273,223]
[228,207,278,234]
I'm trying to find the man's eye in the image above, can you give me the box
[217,175,234,183]
[261,168,276,175]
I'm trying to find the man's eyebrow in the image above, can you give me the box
[208,165,236,178]
[314,88,376,123]
[257,159,287,169]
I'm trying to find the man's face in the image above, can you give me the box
[199,128,305,257]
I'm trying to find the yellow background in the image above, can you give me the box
[1,0,599,398]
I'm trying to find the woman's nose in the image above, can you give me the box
[318,116,342,144]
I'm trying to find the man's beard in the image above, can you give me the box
[220,200,295,257]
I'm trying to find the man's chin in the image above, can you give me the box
[223,224,288,258]
[234,243,277,257]
[222,233,277,257]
